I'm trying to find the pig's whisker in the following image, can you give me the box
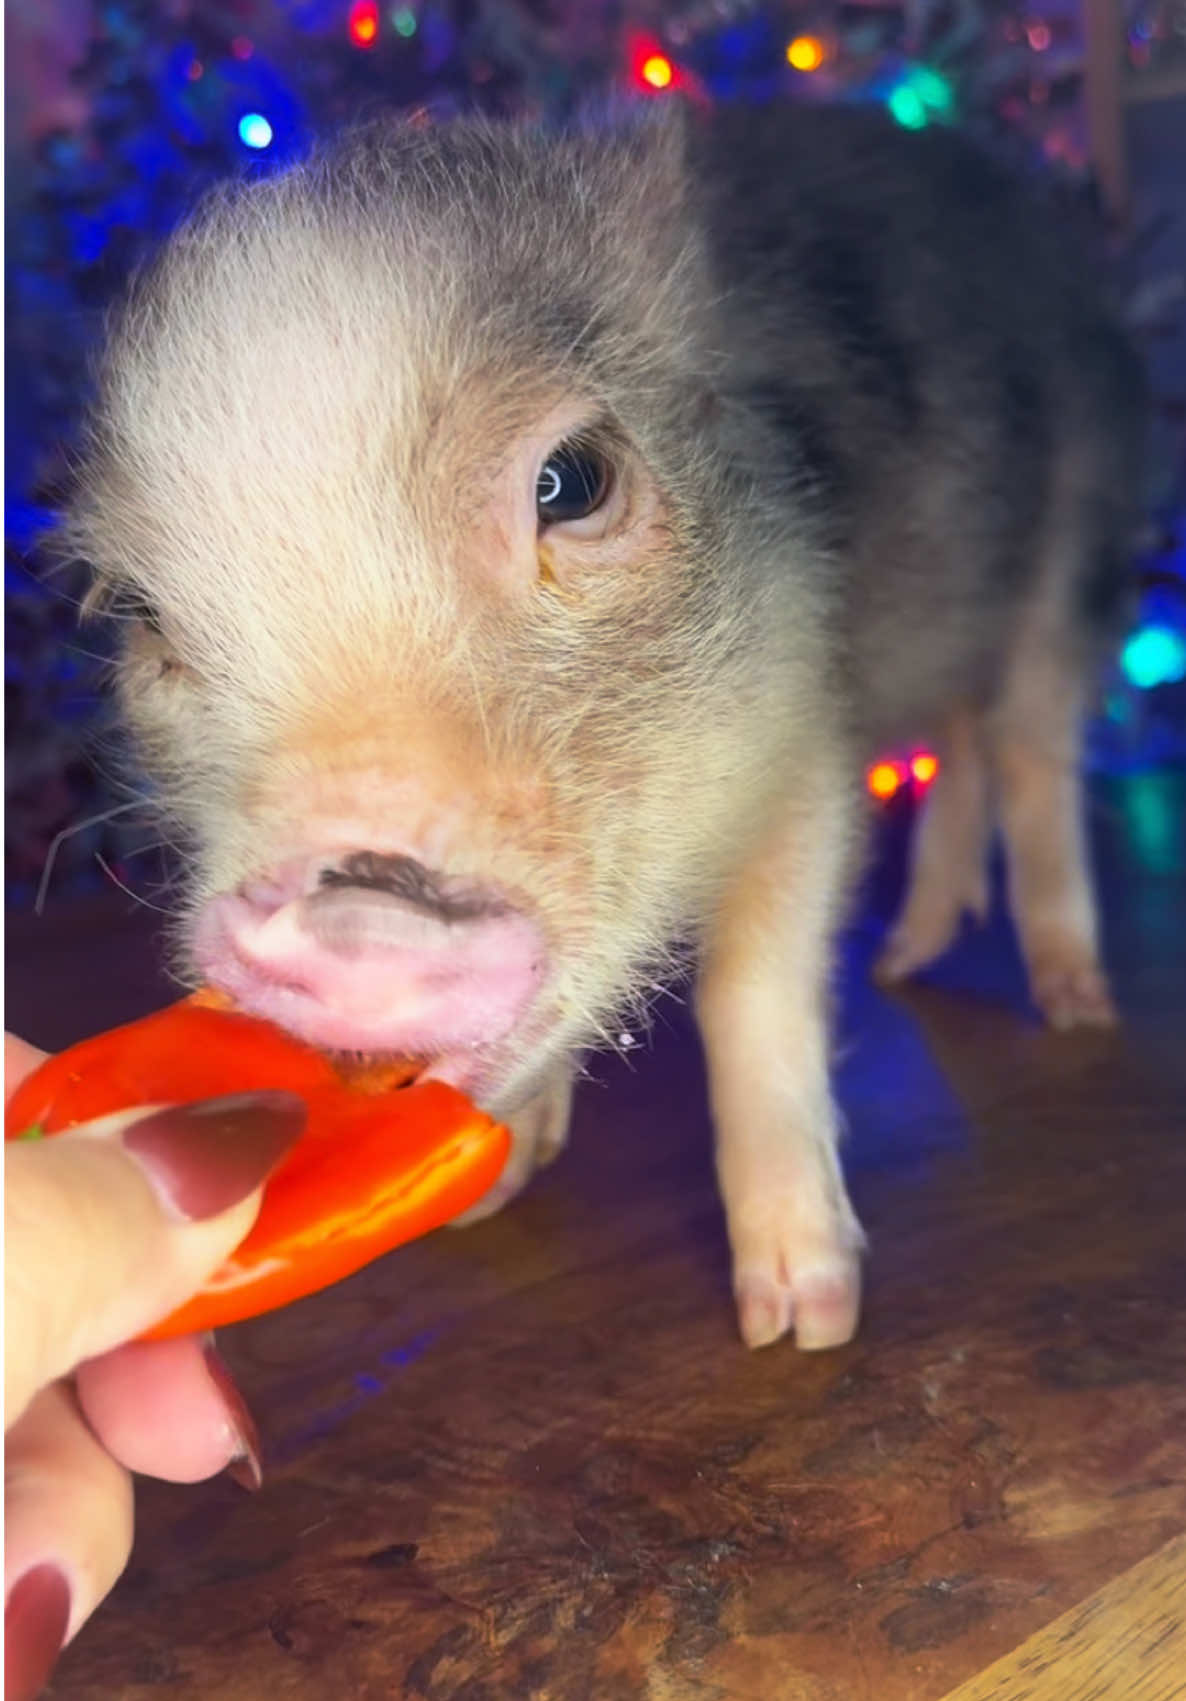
[94,852,173,915]
[35,801,143,916]
[62,641,118,668]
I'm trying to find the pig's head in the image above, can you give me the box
[68,110,828,1113]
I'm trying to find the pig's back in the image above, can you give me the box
[691,103,1145,744]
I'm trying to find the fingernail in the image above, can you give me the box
[6,1564,70,1701]
[203,1343,263,1492]
[123,1092,306,1222]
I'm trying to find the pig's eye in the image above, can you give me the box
[536,444,610,526]
[110,586,164,636]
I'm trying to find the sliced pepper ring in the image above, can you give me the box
[5,996,510,1339]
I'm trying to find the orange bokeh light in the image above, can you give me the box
[642,53,674,89]
[786,35,826,72]
[868,762,902,800]
[910,752,939,784]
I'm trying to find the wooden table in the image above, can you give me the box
[9,771,1186,1701]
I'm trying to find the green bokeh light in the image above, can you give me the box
[1123,772,1185,875]
[392,5,417,35]
[888,65,955,129]
[888,85,927,128]
[910,66,954,113]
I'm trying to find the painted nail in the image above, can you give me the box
[123,1092,306,1222]
[202,1343,263,1492]
[5,1564,70,1701]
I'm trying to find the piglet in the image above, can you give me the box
[68,102,1146,1350]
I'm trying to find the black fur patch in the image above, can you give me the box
[996,359,1047,449]
[738,380,851,521]
[1079,542,1135,630]
[796,232,921,430]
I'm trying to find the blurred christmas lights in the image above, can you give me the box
[1122,625,1186,689]
[349,1,379,48]
[868,762,903,799]
[867,753,940,800]
[392,6,417,37]
[887,64,955,128]
[888,84,928,127]
[237,112,274,149]
[627,32,693,97]
[786,35,826,72]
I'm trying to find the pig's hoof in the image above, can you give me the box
[1030,953,1117,1031]
[734,1251,862,1352]
[874,919,958,985]
[874,873,989,986]
[448,1065,573,1225]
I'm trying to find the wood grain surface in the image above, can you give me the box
[8,770,1186,1701]
[939,1532,1186,1701]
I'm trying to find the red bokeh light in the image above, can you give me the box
[629,33,681,95]
[349,1,379,48]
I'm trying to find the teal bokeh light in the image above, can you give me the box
[238,112,274,149]
[1122,625,1186,690]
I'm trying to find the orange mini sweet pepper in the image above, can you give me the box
[4,993,510,1340]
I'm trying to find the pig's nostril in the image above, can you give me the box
[317,851,504,926]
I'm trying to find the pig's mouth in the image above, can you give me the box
[193,855,548,1102]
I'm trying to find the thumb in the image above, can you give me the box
[5,1093,305,1427]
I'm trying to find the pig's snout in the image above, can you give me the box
[193,850,547,1067]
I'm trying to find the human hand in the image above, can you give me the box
[4,1033,306,1701]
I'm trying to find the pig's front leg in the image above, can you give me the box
[697,781,865,1352]
[449,1061,574,1225]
